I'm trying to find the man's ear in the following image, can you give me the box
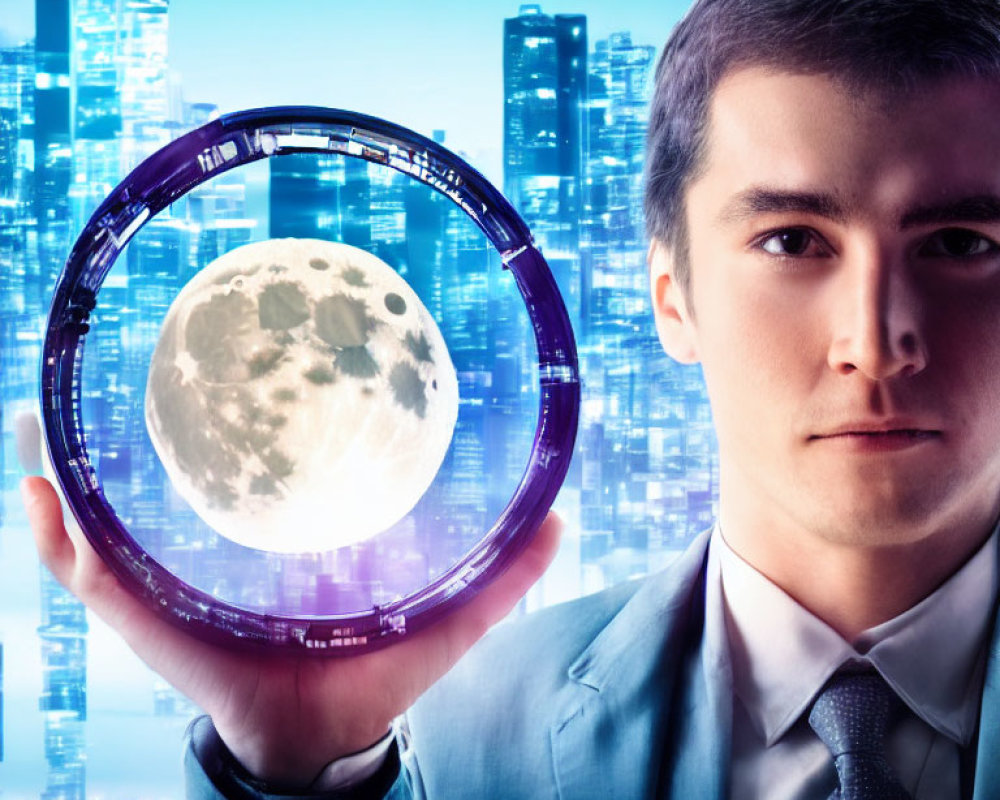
[648,239,699,364]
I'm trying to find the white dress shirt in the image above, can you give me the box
[706,525,999,800]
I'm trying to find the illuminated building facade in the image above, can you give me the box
[38,569,88,800]
[33,0,73,299]
[503,4,587,328]
[118,0,172,170]
[69,0,122,230]
[0,39,42,412]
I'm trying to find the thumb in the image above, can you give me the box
[20,476,121,608]
[20,474,170,655]
[21,475,78,588]
[15,409,43,475]
[463,511,563,632]
[399,511,562,680]
[16,409,86,540]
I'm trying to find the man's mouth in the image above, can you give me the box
[808,423,942,450]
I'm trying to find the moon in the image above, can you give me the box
[144,238,459,553]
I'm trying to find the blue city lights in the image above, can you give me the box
[0,2,714,796]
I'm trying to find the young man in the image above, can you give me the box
[20,0,1000,797]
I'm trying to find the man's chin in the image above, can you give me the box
[797,483,956,549]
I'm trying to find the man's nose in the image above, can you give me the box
[826,254,928,380]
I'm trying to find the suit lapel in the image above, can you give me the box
[662,544,732,800]
[550,531,730,800]
[972,598,1000,798]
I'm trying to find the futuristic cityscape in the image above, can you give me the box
[0,2,715,796]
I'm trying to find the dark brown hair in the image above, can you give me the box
[644,0,1000,288]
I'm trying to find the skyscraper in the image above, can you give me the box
[70,0,123,230]
[0,39,42,402]
[580,31,653,336]
[269,152,373,247]
[33,8,92,798]
[576,32,717,589]
[503,4,587,327]
[118,0,172,171]
[33,0,73,297]
[38,568,88,800]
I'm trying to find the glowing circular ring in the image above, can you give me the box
[40,106,580,654]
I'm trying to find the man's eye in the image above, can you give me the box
[919,228,999,258]
[757,229,826,257]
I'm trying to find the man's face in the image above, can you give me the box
[651,67,1000,550]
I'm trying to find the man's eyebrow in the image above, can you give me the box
[717,189,1000,230]
[899,195,1000,230]
[717,187,848,225]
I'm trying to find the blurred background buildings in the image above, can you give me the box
[0,2,713,796]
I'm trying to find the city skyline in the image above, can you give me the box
[0,2,712,797]
[0,0,690,185]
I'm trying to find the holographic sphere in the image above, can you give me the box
[145,238,458,553]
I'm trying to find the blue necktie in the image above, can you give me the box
[808,671,912,800]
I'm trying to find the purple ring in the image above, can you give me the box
[40,106,580,653]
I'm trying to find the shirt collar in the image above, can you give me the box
[710,523,998,748]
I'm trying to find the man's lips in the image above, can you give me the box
[807,421,942,449]
[809,419,942,438]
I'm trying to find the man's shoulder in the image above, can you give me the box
[401,578,650,795]
[402,533,713,797]
[412,577,648,724]
[414,529,712,716]
[469,576,647,673]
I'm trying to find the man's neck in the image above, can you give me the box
[718,482,1000,642]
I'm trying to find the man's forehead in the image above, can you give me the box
[710,63,1000,117]
[705,66,916,149]
[694,66,1000,224]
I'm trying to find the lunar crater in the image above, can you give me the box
[341,266,367,286]
[314,294,375,349]
[405,331,434,363]
[258,281,310,330]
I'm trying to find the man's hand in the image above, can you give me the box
[16,411,560,787]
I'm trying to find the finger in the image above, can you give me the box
[458,511,563,634]
[20,475,115,601]
[396,511,563,681]
[27,413,87,541]
[14,410,43,474]
[15,413,85,564]
[18,476,179,661]
[21,476,77,586]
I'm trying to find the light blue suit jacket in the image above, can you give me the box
[185,530,1000,799]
